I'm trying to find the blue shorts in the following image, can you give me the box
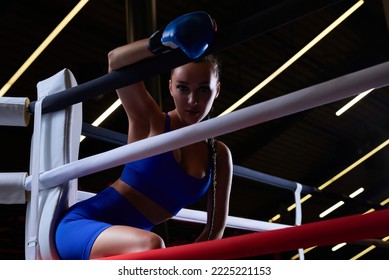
[55,186,154,260]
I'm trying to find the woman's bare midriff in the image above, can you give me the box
[111,178,173,225]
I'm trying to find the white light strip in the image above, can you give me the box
[320,188,364,218]
[332,242,346,251]
[319,201,344,218]
[219,0,364,117]
[336,88,374,116]
[349,187,364,198]
[0,0,89,97]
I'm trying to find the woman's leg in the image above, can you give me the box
[90,225,165,259]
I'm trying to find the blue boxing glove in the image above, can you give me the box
[148,11,216,59]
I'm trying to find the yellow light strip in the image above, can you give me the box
[91,99,122,127]
[350,245,376,260]
[287,139,389,212]
[78,1,365,143]
[380,198,389,206]
[218,0,364,117]
[336,88,374,116]
[349,236,389,259]
[319,140,389,192]
[268,214,281,223]
[290,246,317,260]
[0,0,90,97]
[80,98,122,142]
[364,208,375,214]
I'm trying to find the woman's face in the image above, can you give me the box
[169,62,220,125]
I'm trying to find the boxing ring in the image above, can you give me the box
[1,0,389,260]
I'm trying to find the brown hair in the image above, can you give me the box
[194,54,221,82]
[171,54,221,82]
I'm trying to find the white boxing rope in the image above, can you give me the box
[294,183,303,226]
[175,208,291,232]
[0,172,27,204]
[25,61,389,191]
[294,182,304,260]
[75,190,290,232]
[0,97,30,127]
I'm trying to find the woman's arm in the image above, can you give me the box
[196,141,233,242]
[108,39,152,72]
[108,39,164,143]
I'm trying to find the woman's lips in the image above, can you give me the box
[186,108,200,115]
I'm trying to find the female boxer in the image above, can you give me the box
[55,12,233,260]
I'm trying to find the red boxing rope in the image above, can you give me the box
[100,209,389,260]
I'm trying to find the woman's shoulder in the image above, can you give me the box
[214,139,233,188]
[215,140,232,163]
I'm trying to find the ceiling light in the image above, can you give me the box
[0,0,89,97]
[319,201,344,218]
[351,236,389,259]
[380,198,389,206]
[290,246,316,260]
[218,0,364,117]
[318,196,387,256]
[268,214,281,222]
[349,187,364,198]
[79,0,364,141]
[91,99,122,127]
[319,187,363,218]
[336,88,374,116]
[351,245,376,260]
[80,98,122,142]
[286,139,389,213]
[332,242,346,251]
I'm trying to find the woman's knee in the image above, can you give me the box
[141,232,165,250]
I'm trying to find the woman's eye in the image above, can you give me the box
[199,86,211,93]
[176,85,188,92]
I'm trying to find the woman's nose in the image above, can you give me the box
[188,93,198,105]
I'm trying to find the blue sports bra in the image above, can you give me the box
[120,113,212,215]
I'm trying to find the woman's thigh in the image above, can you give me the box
[90,225,165,259]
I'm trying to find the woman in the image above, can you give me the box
[55,12,232,260]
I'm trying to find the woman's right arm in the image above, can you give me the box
[108,39,164,143]
[108,39,152,72]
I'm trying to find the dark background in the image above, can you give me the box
[1,0,389,259]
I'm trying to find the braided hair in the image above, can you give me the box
[204,55,220,240]
[207,137,217,240]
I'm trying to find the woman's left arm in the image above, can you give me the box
[196,141,233,242]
